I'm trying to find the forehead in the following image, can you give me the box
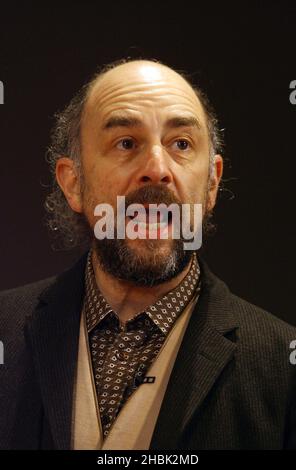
[83,62,207,128]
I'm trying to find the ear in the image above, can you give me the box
[207,154,223,212]
[55,157,83,213]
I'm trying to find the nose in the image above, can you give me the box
[136,144,173,185]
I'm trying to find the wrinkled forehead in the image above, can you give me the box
[82,62,207,126]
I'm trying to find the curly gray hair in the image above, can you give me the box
[45,58,224,251]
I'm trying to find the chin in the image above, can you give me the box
[127,237,175,255]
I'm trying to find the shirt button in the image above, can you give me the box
[116,351,129,361]
[101,414,111,425]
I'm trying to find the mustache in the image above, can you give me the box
[124,184,182,210]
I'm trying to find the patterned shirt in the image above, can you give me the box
[84,250,201,438]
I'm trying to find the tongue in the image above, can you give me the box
[131,209,163,224]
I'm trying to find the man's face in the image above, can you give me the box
[70,61,221,285]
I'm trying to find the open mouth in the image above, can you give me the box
[127,206,173,231]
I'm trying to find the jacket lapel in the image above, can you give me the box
[150,259,239,449]
[25,252,88,449]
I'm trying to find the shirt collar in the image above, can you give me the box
[84,250,201,335]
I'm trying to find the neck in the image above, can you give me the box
[91,249,193,325]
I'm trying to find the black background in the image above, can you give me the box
[0,1,295,324]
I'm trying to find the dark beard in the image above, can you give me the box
[87,183,210,287]
[93,236,193,287]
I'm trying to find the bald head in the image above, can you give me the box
[84,59,206,132]
[87,59,199,102]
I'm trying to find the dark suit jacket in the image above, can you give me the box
[0,252,296,450]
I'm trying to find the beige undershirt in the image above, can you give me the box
[72,290,199,450]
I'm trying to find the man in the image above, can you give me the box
[0,59,295,450]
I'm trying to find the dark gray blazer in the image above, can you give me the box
[0,252,296,449]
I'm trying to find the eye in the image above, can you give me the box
[116,138,136,150]
[172,139,191,151]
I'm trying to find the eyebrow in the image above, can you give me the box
[165,116,201,130]
[102,114,202,131]
[103,115,142,130]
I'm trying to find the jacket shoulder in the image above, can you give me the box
[0,277,57,332]
[200,257,296,336]
[0,276,57,298]
[229,291,296,339]
[222,286,296,377]
[199,258,296,359]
